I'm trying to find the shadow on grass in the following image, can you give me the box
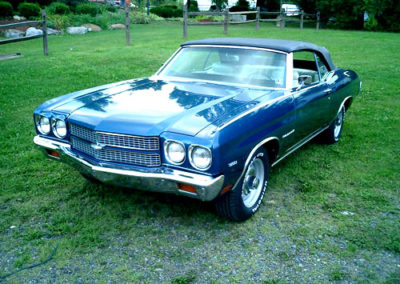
[76,177,226,222]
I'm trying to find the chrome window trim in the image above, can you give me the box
[188,144,213,171]
[164,139,186,166]
[181,44,288,54]
[155,47,182,75]
[286,52,293,90]
[151,75,288,91]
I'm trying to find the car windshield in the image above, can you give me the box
[159,46,287,88]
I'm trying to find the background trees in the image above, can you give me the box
[294,0,399,32]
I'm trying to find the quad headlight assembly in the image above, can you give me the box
[35,114,67,139]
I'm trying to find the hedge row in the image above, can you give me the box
[150,5,183,18]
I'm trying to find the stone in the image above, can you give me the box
[229,14,246,22]
[25,27,43,37]
[5,29,24,38]
[66,27,88,35]
[13,15,26,21]
[108,24,125,30]
[81,24,102,32]
[47,28,61,35]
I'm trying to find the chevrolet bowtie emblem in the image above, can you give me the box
[91,143,105,150]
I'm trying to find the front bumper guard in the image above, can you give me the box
[33,136,224,201]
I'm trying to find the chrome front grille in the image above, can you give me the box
[69,123,159,150]
[71,137,161,167]
[70,123,96,143]
[69,123,161,167]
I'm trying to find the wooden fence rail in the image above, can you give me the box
[183,7,320,38]
[0,10,48,55]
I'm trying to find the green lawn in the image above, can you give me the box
[0,22,399,282]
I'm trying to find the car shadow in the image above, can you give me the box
[78,178,228,223]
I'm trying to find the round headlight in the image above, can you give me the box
[189,146,212,170]
[52,118,67,138]
[37,116,50,135]
[165,140,185,165]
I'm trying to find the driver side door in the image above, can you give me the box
[292,51,332,143]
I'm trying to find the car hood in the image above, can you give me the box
[50,78,281,137]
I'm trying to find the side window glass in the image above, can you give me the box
[292,51,319,88]
[316,55,329,80]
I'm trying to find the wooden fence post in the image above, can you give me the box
[300,10,304,29]
[256,7,260,31]
[280,9,284,29]
[316,11,320,31]
[224,9,228,34]
[42,10,48,56]
[125,2,130,45]
[183,4,188,39]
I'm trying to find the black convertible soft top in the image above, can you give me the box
[181,38,336,70]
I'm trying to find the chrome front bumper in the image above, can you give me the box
[33,136,224,201]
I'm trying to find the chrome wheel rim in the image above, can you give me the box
[241,158,265,208]
[334,109,344,140]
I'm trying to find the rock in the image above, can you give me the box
[5,29,24,38]
[25,27,43,37]
[108,24,125,30]
[230,14,246,22]
[47,28,61,35]
[81,24,102,32]
[66,27,88,35]
[341,211,355,216]
[13,15,26,21]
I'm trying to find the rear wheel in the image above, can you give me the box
[215,148,269,221]
[320,107,345,144]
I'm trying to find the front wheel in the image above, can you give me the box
[320,107,345,144]
[215,148,269,221]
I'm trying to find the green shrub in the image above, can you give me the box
[130,12,150,24]
[18,2,40,19]
[58,0,87,9]
[75,3,99,16]
[105,5,117,13]
[72,11,124,29]
[150,5,183,18]
[47,13,72,29]
[194,15,223,22]
[48,2,70,15]
[0,1,13,18]
[149,12,164,21]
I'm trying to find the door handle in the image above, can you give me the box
[323,89,332,94]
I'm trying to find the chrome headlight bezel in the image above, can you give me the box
[35,115,51,135]
[188,145,212,171]
[52,118,67,139]
[164,140,186,165]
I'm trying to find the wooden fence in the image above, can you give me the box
[0,10,48,55]
[183,7,320,38]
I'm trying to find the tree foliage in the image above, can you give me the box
[211,0,228,11]
[230,0,250,11]
[293,0,399,32]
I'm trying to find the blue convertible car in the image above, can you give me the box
[33,38,360,221]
